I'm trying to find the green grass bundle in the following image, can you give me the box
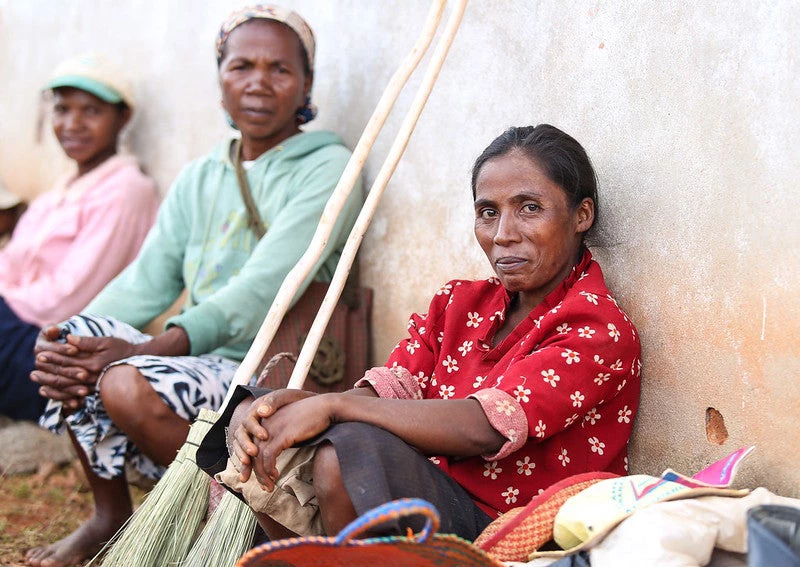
[182,490,257,566]
[88,409,216,566]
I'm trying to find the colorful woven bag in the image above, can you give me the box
[236,498,502,567]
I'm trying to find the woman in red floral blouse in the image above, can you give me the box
[199,124,641,542]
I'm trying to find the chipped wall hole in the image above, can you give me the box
[705,407,728,445]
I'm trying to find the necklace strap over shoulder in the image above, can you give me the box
[231,138,267,240]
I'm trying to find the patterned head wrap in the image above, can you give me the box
[216,4,315,72]
[216,4,317,124]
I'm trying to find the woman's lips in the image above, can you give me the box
[59,137,91,149]
[495,256,527,271]
[242,107,273,117]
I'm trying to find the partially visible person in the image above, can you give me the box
[0,53,158,423]
[0,181,26,244]
[25,6,362,567]
[198,124,642,544]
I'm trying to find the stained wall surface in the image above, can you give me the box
[1,1,797,496]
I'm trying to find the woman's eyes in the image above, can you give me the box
[226,63,292,77]
[227,59,251,71]
[478,204,539,218]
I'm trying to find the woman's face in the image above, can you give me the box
[219,19,310,159]
[474,151,594,309]
[52,88,128,173]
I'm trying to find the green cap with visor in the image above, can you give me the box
[44,52,135,111]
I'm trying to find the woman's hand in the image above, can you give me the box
[229,389,319,488]
[32,326,90,409]
[35,325,79,356]
[32,327,137,409]
[36,334,137,376]
[247,394,337,491]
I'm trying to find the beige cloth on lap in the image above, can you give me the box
[216,445,324,536]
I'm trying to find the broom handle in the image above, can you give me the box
[220,0,447,410]
[288,0,468,390]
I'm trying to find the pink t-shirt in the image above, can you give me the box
[0,155,158,326]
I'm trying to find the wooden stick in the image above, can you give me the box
[288,0,469,390]
[220,0,447,410]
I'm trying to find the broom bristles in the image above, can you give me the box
[88,409,218,566]
[181,490,258,567]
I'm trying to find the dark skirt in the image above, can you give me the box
[0,297,45,421]
[197,386,492,541]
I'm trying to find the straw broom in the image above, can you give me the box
[181,3,467,564]
[92,2,454,565]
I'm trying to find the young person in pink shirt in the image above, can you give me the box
[0,53,158,422]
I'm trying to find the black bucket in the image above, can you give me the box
[748,504,800,566]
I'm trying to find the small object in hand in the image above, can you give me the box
[56,327,70,343]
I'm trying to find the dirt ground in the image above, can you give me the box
[0,463,145,567]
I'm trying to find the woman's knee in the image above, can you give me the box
[98,365,163,422]
[312,443,346,500]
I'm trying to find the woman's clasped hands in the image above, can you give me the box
[229,389,337,491]
[30,325,137,411]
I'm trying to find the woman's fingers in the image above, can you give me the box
[255,389,316,419]
[37,352,108,374]
[238,462,253,484]
[31,371,90,395]
[35,327,78,356]
[231,438,256,483]
[33,360,91,382]
[252,443,277,491]
[242,420,269,442]
[233,424,260,457]
[37,383,85,403]
[231,436,252,466]
[241,404,269,441]
[66,334,111,353]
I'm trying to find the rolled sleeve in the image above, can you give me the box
[166,300,227,356]
[354,366,423,400]
[468,387,528,460]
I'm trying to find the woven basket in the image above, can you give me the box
[473,471,619,562]
[237,498,502,567]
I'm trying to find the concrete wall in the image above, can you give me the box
[1,1,797,496]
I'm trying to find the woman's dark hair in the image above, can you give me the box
[471,124,599,230]
[216,20,311,76]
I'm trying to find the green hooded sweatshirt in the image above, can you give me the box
[86,131,362,362]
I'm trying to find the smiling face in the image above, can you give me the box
[474,150,595,311]
[219,19,311,161]
[52,87,129,175]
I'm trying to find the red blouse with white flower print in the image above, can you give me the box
[357,249,641,517]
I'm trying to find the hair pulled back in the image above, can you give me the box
[471,124,599,232]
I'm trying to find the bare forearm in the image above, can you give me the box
[327,394,505,457]
[132,326,191,357]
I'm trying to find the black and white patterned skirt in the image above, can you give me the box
[40,314,238,480]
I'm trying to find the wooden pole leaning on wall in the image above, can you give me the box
[287,0,468,390]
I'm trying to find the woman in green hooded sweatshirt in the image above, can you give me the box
[25,6,361,567]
